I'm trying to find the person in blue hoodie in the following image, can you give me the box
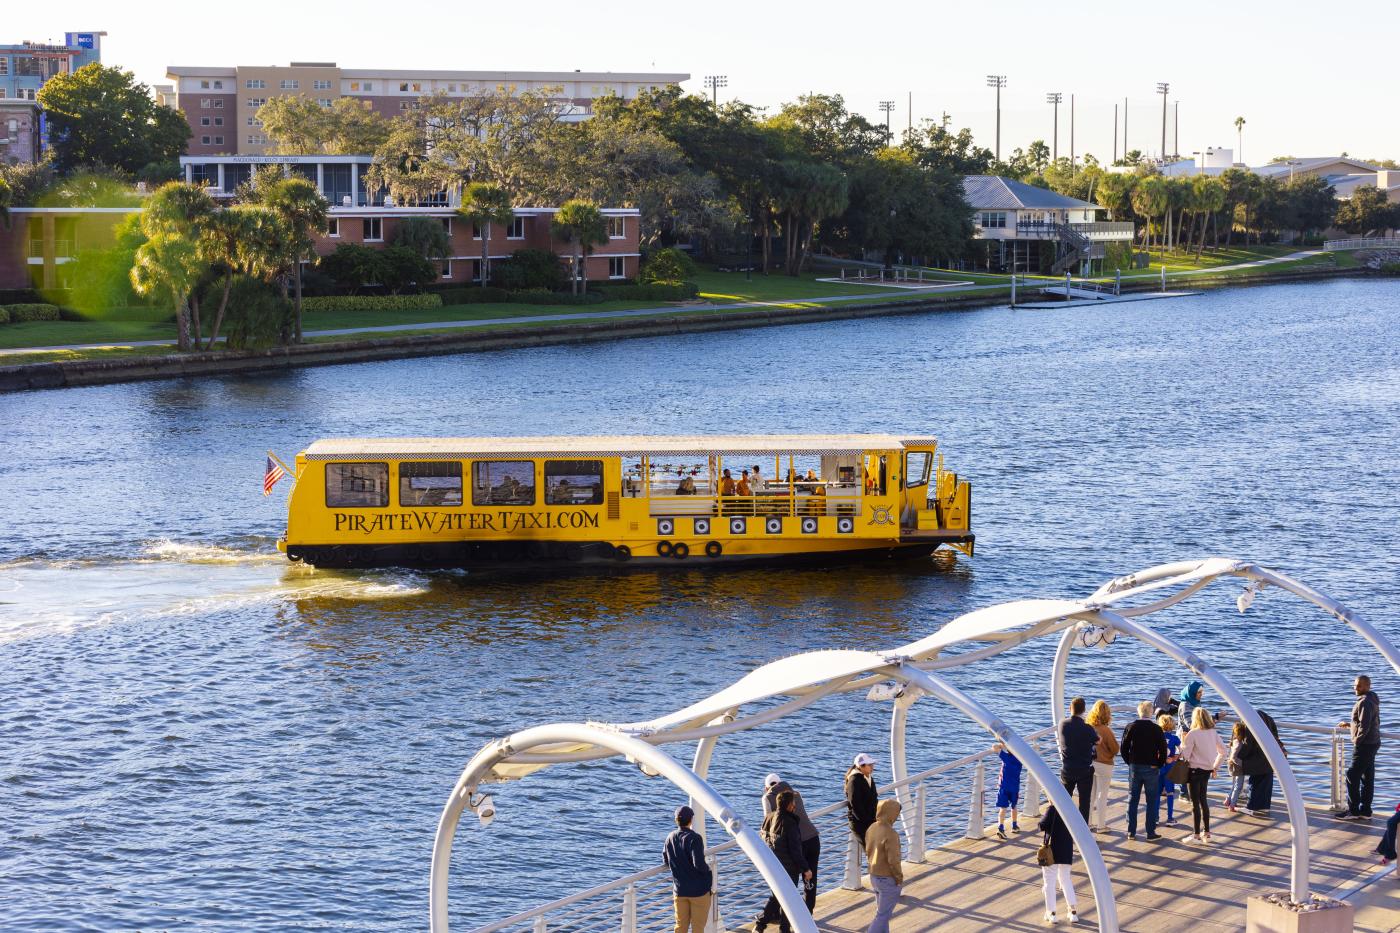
[663,805,713,933]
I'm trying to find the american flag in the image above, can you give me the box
[263,455,287,496]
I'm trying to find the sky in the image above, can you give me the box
[13,1,1400,165]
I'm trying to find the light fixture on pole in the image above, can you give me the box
[1070,93,1075,167]
[1046,92,1062,161]
[703,75,727,107]
[879,100,895,142]
[987,75,1007,161]
[1156,82,1170,161]
[1113,102,1118,163]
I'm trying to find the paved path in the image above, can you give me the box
[797,789,1388,931]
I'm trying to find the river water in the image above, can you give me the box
[2,278,1397,930]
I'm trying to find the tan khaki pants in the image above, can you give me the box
[673,893,711,933]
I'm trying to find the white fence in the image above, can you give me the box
[1323,237,1400,251]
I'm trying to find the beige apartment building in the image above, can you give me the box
[164,63,688,156]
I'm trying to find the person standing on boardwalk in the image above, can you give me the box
[1337,675,1381,821]
[1158,715,1182,827]
[754,790,810,933]
[1178,680,1206,734]
[1376,804,1400,869]
[764,774,821,912]
[845,753,879,848]
[1179,707,1227,843]
[865,798,904,933]
[994,741,1024,840]
[1037,803,1078,925]
[1223,721,1249,812]
[1236,710,1284,815]
[663,805,712,933]
[1059,696,1099,823]
[1120,699,1168,841]
[1087,700,1120,833]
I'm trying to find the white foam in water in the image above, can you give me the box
[140,539,285,565]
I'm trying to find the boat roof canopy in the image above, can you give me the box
[302,434,939,460]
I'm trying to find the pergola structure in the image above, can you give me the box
[431,558,1399,933]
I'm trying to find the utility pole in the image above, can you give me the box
[1113,103,1118,163]
[1124,96,1129,160]
[907,91,912,134]
[1070,93,1075,167]
[1046,92,1062,161]
[1174,101,1179,160]
[1157,82,1170,161]
[987,75,1007,161]
[941,111,951,130]
[878,100,895,143]
[703,75,727,107]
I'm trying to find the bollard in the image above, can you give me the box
[841,267,846,280]
[909,781,928,863]
[1160,264,1166,292]
[1064,270,1072,301]
[1330,733,1345,812]
[621,882,637,933]
[879,268,885,283]
[1010,274,1017,306]
[842,833,863,890]
[964,758,986,839]
[1115,268,1122,296]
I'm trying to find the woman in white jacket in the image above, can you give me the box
[1179,707,1227,843]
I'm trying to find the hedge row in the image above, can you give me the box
[301,294,444,313]
[436,287,607,307]
[0,303,63,324]
[596,282,700,301]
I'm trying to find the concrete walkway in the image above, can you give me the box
[798,790,1388,932]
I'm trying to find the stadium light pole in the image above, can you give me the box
[987,75,1007,161]
[1046,92,1062,161]
[1157,82,1170,160]
[703,75,727,107]
[879,100,896,143]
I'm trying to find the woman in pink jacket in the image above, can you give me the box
[1179,707,1227,843]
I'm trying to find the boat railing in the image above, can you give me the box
[647,493,864,519]
[459,715,1384,932]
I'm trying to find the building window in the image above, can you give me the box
[245,79,266,89]
[200,117,211,127]
[349,81,361,91]
[398,101,419,111]
[363,217,382,241]
[363,81,373,91]
[440,217,452,237]
[317,99,331,108]
[507,216,525,239]
[199,98,211,108]
[544,460,604,505]
[607,216,625,238]
[200,80,210,89]
[608,256,626,279]
[472,461,535,506]
[313,79,332,90]
[201,135,211,145]
[247,117,262,127]
[441,260,452,279]
[246,134,268,145]
[325,463,388,508]
[213,136,224,145]
[399,82,409,92]
[212,99,224,109]
[213,117,223,126]
[448,83,457,93]
[399,461,463,506]
[471,259,482,282]
[213,80,223,89]
[280,79,299,90]
[248,97,266,108]
[412,82,422,92]
[471,223,482,240]
[326,218,340,238]
[0,59,8,76]
[978,211,1007,229]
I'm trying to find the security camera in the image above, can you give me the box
[474,795,496,826]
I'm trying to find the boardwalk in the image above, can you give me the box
[802,791,1392,932]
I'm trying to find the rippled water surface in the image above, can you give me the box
[2,278,1398,930]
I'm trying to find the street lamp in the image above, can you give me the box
[987,75,1007,161]
[703,75,727,107]
[1046,92,1062,161]
[878,100,895,142]
[1156,82,1170,161]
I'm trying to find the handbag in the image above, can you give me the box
[1167,759,1190,785]
[1036,836,1054,867]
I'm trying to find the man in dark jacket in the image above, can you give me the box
[663,805,712,933]
[1237,709,1284,814]
[1059,697,1099,824]
[1120,699,1169,840]
[764,774,820,911]
[1338,675,1382,820]
[845,753,879,844]
[755,791,811,933]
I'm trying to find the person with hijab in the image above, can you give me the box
[753,790,810,933]
[763,773,821,912]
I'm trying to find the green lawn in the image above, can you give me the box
[0,319,177,350]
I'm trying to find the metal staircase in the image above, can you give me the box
[1049,222,1092,275]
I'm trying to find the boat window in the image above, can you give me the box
[326,462,389,508]
[544,460,604,505]
[906,452,932,488]
[472,461,536,506]
[399,461,463,506]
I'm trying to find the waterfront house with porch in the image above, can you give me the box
[963,175,1134,275]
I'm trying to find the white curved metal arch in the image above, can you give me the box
[429,722,816,933]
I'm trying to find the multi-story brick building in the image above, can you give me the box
[164,63,688,157]
[1,31,105,164]
[1,153,641,290]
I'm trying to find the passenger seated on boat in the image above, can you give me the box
[737,470,753,496]
[750,465,767,492]
[676,472,697,495]
[718,469,736,496]
[550,478,573,504]
[805,480,826,516]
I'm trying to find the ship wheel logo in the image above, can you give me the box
[868,506,896,526]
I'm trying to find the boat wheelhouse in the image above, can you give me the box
[277,434,973,569]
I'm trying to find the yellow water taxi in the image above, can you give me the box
[276,434,972,569]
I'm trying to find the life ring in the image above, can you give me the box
[672,542,690,559]
[657,540,674,557]
[614,544,632,562]
[705,541,723,558]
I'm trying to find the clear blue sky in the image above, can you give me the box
[15,1,1399,165]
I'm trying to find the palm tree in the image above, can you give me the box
[1234,117,1246,165]
[552,199,608,296]
[1195,178,1226,261]
[263,176,328,344]
[198,205,289,350]
[457,182,514,288]
[131,182,217,351]
[1131,175,1168,257]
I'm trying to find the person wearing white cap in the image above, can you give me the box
[762,773,821,912]
[845,753,879,851]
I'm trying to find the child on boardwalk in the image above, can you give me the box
[1377,804,1400,870]
[1158,715,1181,826]
[1223,721,1249,812]
[994,741,1023,840]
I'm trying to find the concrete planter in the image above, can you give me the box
[1246,892,1354,933]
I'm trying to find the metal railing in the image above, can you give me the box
[27,238,74,259]
[1015,221,1134,241]
[647,493,863,519]
[1322,236,1400,251]
[461,715,1391,932]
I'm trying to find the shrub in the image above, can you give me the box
[379,246,437,294]
[321,243,388,294]
[491,248,566,291]
[0,288,44,305]
[438,286,510,305]
[60,306,174,323]
[596,282,699,301]
[218,276,290,351]
[1380,262,1400,276]
[0,308,9,324]
[509,291,605,306]
[61,246,145,315]
[639,247,697,284]
[389,216,452,262]
[301,294,443,313]
[2,303,62,322]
